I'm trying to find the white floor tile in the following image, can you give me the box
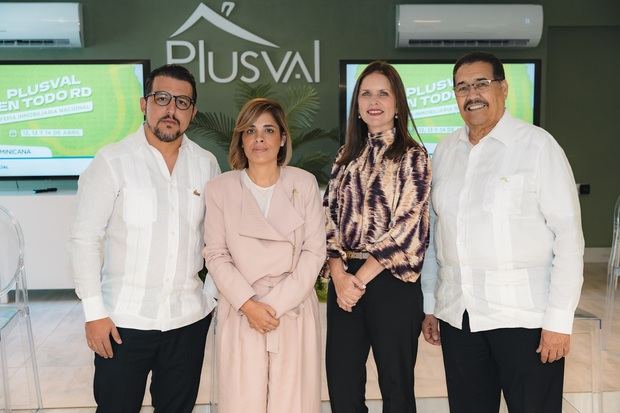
[5,264,619,413]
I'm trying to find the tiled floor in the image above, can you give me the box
[3,263,619,412]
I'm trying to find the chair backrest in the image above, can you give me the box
[0,204,25,297]
[610,195,620,277]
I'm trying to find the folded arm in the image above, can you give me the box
[260,179,327,317]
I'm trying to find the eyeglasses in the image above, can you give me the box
[453,78,504,97]
[145,91,194,110]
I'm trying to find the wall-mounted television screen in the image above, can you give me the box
[340,60,540,154]
[0,60,150,179]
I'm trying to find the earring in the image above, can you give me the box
[394,113,398,119]
[280,141,285,147]
[357,114,361,119]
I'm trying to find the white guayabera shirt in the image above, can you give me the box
[421,112,584,334]
[70,125,220,331]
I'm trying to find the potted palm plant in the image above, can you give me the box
[186,82,338,185]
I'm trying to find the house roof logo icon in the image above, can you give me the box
[170,2,280,49]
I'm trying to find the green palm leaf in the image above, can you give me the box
[187,83,336,180]
[290,152,332,185]
[284,85,320,132]
[234,82,276,109]
[187,112,235,170]
[188,111,234,148]
[292,128,339,149]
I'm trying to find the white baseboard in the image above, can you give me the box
[584,247,611,263]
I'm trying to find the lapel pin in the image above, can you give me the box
[193,189,201,196]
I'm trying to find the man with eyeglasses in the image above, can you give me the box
[70,64,220,412]
[420,51,583,413]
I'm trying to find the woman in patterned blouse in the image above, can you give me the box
[324,61,431,412]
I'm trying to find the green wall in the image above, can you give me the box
[1,0,619,246]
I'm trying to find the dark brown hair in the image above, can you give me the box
[338,61,421,165]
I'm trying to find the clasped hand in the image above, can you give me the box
[332,272,366,312]
[422,314,441,346]
[240,299,279,334]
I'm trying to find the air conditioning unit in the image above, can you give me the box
[396,4,543,48]
[0,2,83,47]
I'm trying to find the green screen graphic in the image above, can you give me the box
[0,62,146,177]
[345,62,537,153]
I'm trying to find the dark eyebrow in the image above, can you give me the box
[456,77,490,86]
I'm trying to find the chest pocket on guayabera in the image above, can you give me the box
[482,174,524,215]
[122,188,157,226]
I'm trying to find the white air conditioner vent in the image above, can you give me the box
[0,39,74,47]
[408,39,531,47]
[396,4,543,48]
[0,3,83,48]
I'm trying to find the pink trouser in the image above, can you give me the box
[216,275,321,413]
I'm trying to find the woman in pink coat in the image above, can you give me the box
[203,98,326,413]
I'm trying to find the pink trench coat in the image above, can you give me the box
[203,167,326,413]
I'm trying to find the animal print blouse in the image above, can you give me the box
[323,129,431,282]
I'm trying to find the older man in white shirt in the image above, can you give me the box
[69,64,220,413]
[421,51,584,413]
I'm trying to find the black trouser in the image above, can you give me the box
[439,311,564,413]
[326,259,424,413]
[93,314,212,413]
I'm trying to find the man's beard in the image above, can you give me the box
[146,115,183,143]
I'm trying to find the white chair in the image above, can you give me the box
[207,307,218,413]
[604,194,620,350]
[0,205,42,412]
[568,308,602,413]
